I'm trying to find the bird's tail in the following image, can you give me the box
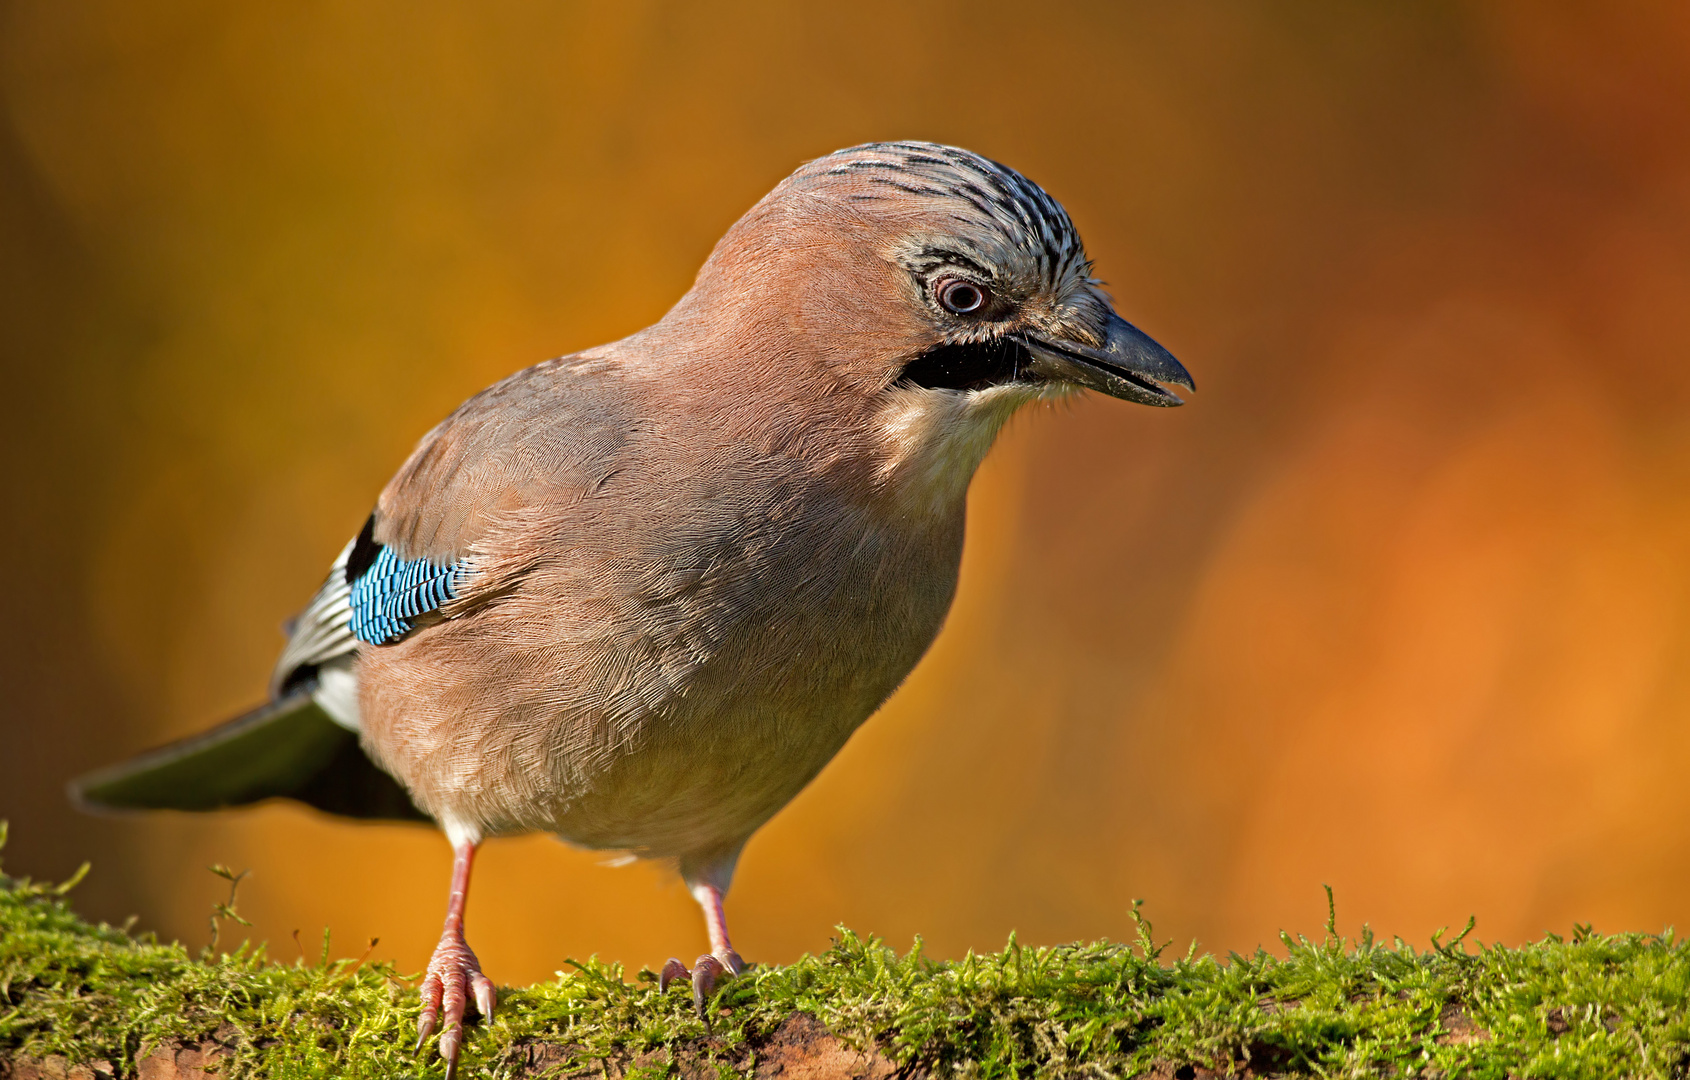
[69,687,429,823]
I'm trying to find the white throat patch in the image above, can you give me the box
[874,381,1073,518]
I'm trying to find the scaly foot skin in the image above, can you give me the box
[659,948,746,1022]
[416,930,497,1079]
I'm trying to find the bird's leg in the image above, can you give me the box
[416,840,496,1079]
[659,881,746,1019]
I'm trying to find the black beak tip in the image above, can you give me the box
[1120,328,1193,395]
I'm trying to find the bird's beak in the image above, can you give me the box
[1015,312,1193,407]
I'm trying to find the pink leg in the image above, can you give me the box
[659,882,746,1020]
[416,841,497,1079]
[695,881,744,970]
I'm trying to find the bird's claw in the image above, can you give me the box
[658,949,746,1024]
[658,956,690,991]
[416,931,496,1078]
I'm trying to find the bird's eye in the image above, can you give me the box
[936,278,989,316]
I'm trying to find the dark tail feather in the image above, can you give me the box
[70,689,430,824]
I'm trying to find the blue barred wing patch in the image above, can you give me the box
[347,545,467,645]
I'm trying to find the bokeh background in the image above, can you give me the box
[5,1,1690,983]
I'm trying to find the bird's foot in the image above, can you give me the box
[415,930,496,1079]
[659,948,745,1022]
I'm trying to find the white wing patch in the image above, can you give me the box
[312,655,362,732]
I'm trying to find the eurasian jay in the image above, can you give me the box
[73,142,1191,1075]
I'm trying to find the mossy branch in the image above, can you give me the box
[2,825,1687,1078]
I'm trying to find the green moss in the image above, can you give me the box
[3,828,1688,1078]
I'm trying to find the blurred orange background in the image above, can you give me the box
[4,2,1690,984]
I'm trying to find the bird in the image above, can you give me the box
[71,141,1192,1076]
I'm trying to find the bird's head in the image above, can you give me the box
[675,141,1193,509]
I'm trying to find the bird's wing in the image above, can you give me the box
[75,359,631,824]
[270,538,359,696]
[267,494,486,698]
[358,355,632,609]
[276,356,633,686]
